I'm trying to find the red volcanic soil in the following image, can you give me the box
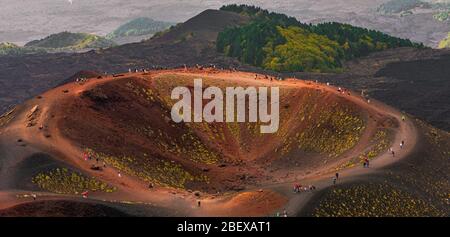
[0,68,418,216]
[54,70,391,191]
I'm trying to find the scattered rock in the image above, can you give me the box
[26,105,40,127]
[231,186,245,191]
[91,165,103,171]
[82,88,109,103]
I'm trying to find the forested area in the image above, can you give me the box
[217,4,424,72]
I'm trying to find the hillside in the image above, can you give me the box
[288,47,450,131]
[298,120,449,217]
[2,0,450,48]
[0,42,45,56]
[438,32,450,47]
[0,42,20,54]
[377,0,431,14]
[25,32,116,51]
[0,9,448,133]
[107,17,174,40]
[217,5,423,73]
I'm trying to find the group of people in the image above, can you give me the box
[128,68,149,74]
[83,152,107,171]
[363,158,370,168]
[276,209,289,217]
[389,147,396,157]
[293,184,316,193]
[125,63,239,75]
[254,73,283,82]
[332,172,339,185]
[389,140,406,157]
[337,87,351,96]
[75,77,88,84]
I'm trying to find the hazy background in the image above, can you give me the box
[0,0,449,47]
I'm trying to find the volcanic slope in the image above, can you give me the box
[0,9,250,115]
[297,119,450,217]
[0,69,421,216]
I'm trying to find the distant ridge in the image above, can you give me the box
[107,17,174,39]
[25,32,116,50]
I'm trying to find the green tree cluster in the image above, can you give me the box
[217,4,424,72]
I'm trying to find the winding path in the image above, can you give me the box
[0,69,418,216]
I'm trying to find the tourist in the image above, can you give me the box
[335,173,339,179]
[294,184,301,193]
[332,177,337,185]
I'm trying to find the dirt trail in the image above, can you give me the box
[0,69,418,216]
